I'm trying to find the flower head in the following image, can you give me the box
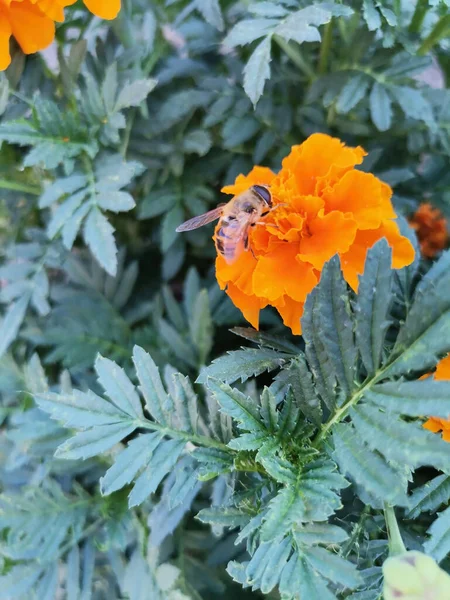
[423,354,450,441]
[0,0,120,71]
[409,202,448,258]
[216,133,415,334]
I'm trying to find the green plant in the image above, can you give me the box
[0,1,450,599]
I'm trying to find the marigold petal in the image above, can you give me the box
[423,418,443,433]
[298,211,358,270]
[83,0,121,19]
[36,0,76,21]
[275,295,304,335]
[282,133,366,195]
[340,220,416,291]
[252,243,318,302]
[8,0,55,55]
[221,166,276,196]
[323,170,396,229]
[226,282,265,330]
[215,250,256,296]
[435,354,450,380]
[0,14,12,70]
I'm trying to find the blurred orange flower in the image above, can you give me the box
[409,202,448,258]
[0,0,120,71]
[423,354,450,442]
[216,133,416,334]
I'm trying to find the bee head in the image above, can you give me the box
[252,185,272,207]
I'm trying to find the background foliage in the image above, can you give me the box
[0,0,450,598]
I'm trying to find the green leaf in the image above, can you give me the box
[115,78,157,110]
[196,0,224,31]
[362,0,381,31]
[223,18,279,47]
[354,239,393,376]
[35,388,129,428]
[336,74,370,114]
[95,355,144,419]
[83,207,117,276]
[289,556,337,600]
[47,189,88,238]
[161,204,184,252]
[189,289,213,365]
[408,474,450,519]
[132,345,174,425]
[370,82,392,131]
[260,486,306,541]
[100,432,163,496]
[365,379,450,418]
[207,379,265,433]
[182,130,212,156]
[129,439,186,507]
[303,256,357,395]
[294,523,348,545]
[222,116,260,148]
[96,191,136,213]
[275,6,331,44]
[306,545,361,588]
[351,404,450,471]
[243,37,272,107]
[424,506,450,562]
[333,423,408,506]
[386,251,450,377]
[197,347,287,384]
[0,293,30,357]
[391,86,435,127]
[55,421,137,460]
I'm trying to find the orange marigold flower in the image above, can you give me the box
[423,354,450,442]
[216,133,416,334]
[409,202,448,259]
[0,0,120,71]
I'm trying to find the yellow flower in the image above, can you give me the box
[216,134,415,334]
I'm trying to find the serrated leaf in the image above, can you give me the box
[391,85,435,127]
[303,256,357,395]
[55,421,137,460]
[182,130,212,156]
[100,432,163,495]
[115,78,157,111]
[62,202,91,249]
[294,523,348,545]
[333,423,408,506]
[196,0,224,31]
[47,189,88,238]
[365,379,450,418]
[363,0,381,30]
[197,347,288,384]
[260,486,306,541]
[132,345,173,425]
[207,378,265,433]
[223,18,279,47]
[408,474,450,519]
[161,204,184,252]
[354,239,393,376]
[129,438,185,507]
[370,82,392,131]
[190,289,213,365]
[243,37,272,107]
[95,354,144,419]
[96,191,136,213]
[83,207,117,276]
[351,404,450,471]
[0,293,30,357]
[387,251,450,377]
[424,506,450,562]
[275,6,331,44]
[306,546,362,588]
[336,74,370,114]
[35,389,128,428]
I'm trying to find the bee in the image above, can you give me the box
[175,185,273,264]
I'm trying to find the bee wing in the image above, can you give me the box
[176,207,223,232]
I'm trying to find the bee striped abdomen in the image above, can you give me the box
[215,218,244,263]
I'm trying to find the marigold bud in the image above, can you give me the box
[383,551,450,600]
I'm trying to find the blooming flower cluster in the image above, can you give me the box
[216,133,415,334]
[423,354,450,441]
[0,0,121,70]
[409,202,448,258]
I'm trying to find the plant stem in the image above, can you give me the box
[384,504,406,556]
[138,419,232,452]
[0,179,41,195]
[318,20,333,75]
[417,14,450,55]
[274,36,315,80]
[409,0,429,34]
